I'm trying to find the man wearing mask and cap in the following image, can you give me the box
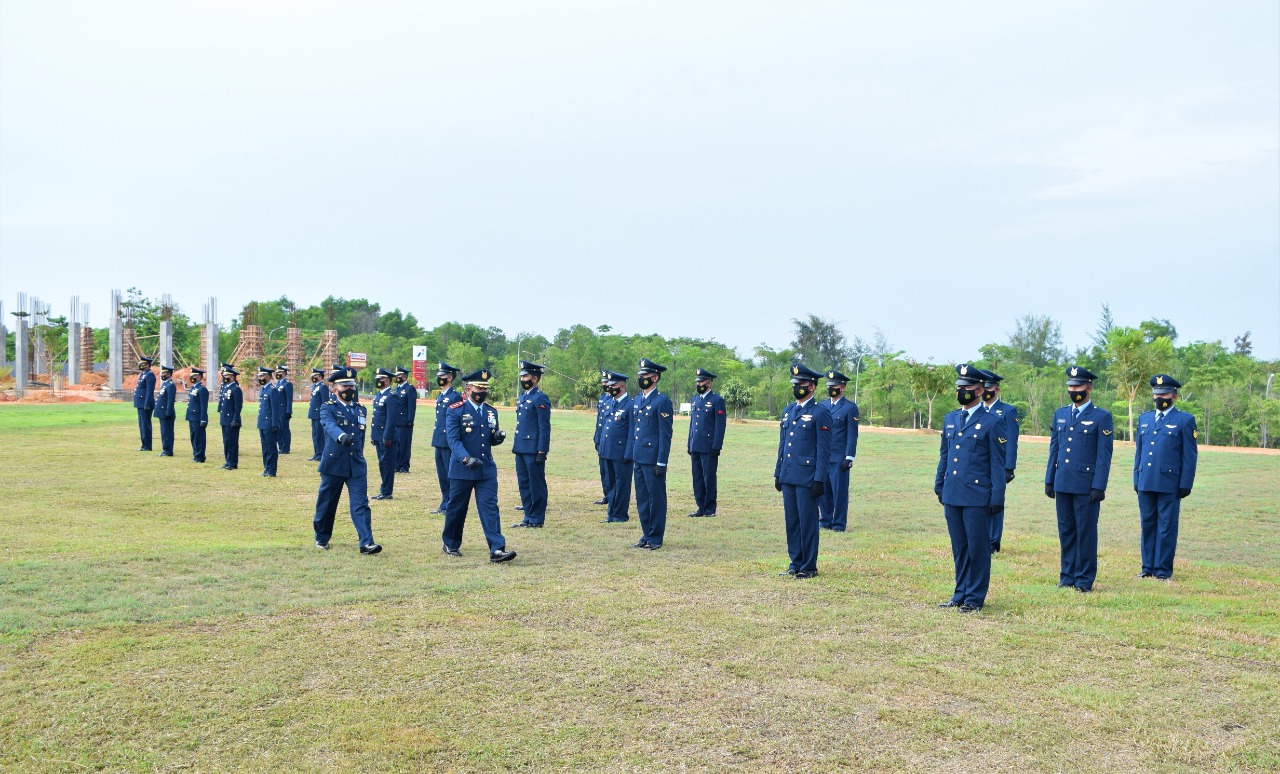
[1045,366,1113,593]
[935,365,1007,612]
[370,367,400,501]
[442,369,516,562]
[132,356,156,451]
[775,364,833,579]
[184,368,210,463]
[625,359,674,549]
[818,369,860,532]
[593,370,614,508]
[511,361,552,528]
[978,369,1019,553]
[687,368,727,518]
[314,366,381,554]
[599,371,633,524]
[1134,374,1198,581]
[154,365,178,457]
[256,366,281,477]
[393,365,417,474]
[306,368,330,461]
[218,365,242,470]
[430,362,462,515]
[273,366,294,455]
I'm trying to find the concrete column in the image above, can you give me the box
[0,322,7,370]
[159,320,173,369]
[15,320,28,394]
[68,322,81,384]
[109,316,123,392]
[205,322,219,374]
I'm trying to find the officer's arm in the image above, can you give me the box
[1045,413,1059,485]
[446,407,469,461]
[320,402,344,442]
[1006,406,1019,469]
[775,411,786,479]
[990,425,1007,505]
[1182,414,1199,491]
[233,388,243,422]
[846,404,859,459]
[712,395,727,450]
[200,387,210,424]
[816,405,833,481]
[623,410,636,461]
[656,396,673,465]
[1094,412,1114,491]
[406,387,417,422]
[1133,414,1143,484]
[537,395,551,453]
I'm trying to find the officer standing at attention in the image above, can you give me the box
[154,365,177,457]
[133,356,156,451]
[593,371,614,507]
[393,365,417,473]
[218,365,242,470]
[599,371,632,523]
[184,368,210,463]
[274,366,294,455]
[818,370,860,532]
[1134,374,1198,581]
[256,366,281,477]
[370,368,399,501]
[314,366,382,554]
[441,369,517,563]
[935,365,1007,612]
[511,361,552,528]
[1045,366,1113,593]
[430,362,462,515]
[687,368,727,518]
[978,369,1019,553]
[775,364,833,578]
[624,359,674,550]
[306,368,330,461]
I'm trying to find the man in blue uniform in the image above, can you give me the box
[430,362,462,515]
[594,371,614,507]
[133,356,156,451]
[1045,366,1113,593]
[687,368,727,518]
[775,364,833,578]
[935,364,1007,612]
[979,369,1019,553]
[625,359,674,550]
[818,369,860,532]
[218,366,242,470]
[273,366,294,454]
[599,371,632,523]
[184,368,210,463]
[306,368,330,461]
[442,369,517,562]
[314,366,382,554]
[511,360,552,528]
[256,366,281,477]
[154,365,177,457]
[393,365,417,473]
[370,368,399,500]
[1134,374,1198,581]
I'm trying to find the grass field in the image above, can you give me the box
[1,402,1278,772]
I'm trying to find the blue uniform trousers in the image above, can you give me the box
[313,472,374,547]
[1055,493,1099,590]
[311,419,324,458]
[988,510,1005,552]
[443,477,506,553]
[605,459,632,521]
[433,447,451,509]
[782,483,821,573]
[375,440,397,497]
[1137,491,1180,579]
[598,455,612,501]
[137,408,153,450]
[634,463,667,545]
[514,453,548,526]
[690,452,718,514]
[259,429,279,475]
[189,421,206,462]
[395,426,414,471]
[277,415,291,453]
[944,505,991,607]
[158,417,175,455]
[819,462,851,530]
[222,426,239,468]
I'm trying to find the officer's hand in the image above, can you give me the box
[654,465,666,478]
[713,449,721,458]
[841,459,853,471]
[464,456,482,470]
[338,433,353,446]
[200,421,207,428]
[535,451,547,464]
[623,458,632,465]
[232,420,240,428]
[407,422,414,428]
[774,477,782,492]
[987,504,1004,516]
[937,493,944,505]
[687,449,693,455]
[1089,488,1106,503]
[1044,483,1055,499]
[491,429,506,445]
[810,481,824,499]
[1177,487,1192,499]
[1005,469,1015,484]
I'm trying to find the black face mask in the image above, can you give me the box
[436,376,448,387]
[191,377,201,384]
[472,391,488,404]
[793,384,811,400]
[520,378,535,391]
[1153,396,1173,411]
[338,388,356,402]
[696,383,710,394]
[611,385,625,397]
[638,376,655,390]
[827,386,842,398]
[1068,390,1088,405]
[956,387,978,405]
[377,380,389,389]
[982,389,996,401]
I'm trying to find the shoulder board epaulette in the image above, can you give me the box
[325,398,338,405]
[449,400,466,409]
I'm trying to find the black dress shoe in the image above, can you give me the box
[642,543,661,551]
[593,498,608,505]
[315,541,329,550]
[778,569,796,576]
[702,511,716,517]
[157,452,173,457]
[1057,581,1072,588]
[510,522,527,528]
[819,525,832,531]
[630,541,649,549]
[515,505,525,511]
[937,600,961,608]
[360,543,382,554]
[794,570,818,579]
[957,604,982,613]
[220,464,229,469]
[688,511,704,518]
[1075,586,1092,594]
[490,548,517,563]
[192,459,204,463]
[829,527,843,532]
[262,471,276,477]
[442,546,462,557]
[226,466,237,470]
[1137,572,1154,578]
[524,523,543,529]
[371,494,385,500]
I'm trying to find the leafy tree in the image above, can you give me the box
[907,361,952,430]
[1105,326,1174,439]
[1140,318,1178,345]
[1008,314,1065,368]
[720,378,756,419]
[1234,331,1253,357]
[790,315,849,369]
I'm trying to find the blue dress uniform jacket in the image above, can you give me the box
[185,382,210,462]
[442,399,508,553]
[274,380,294,454]
[1045,402,1114,591]
[371,386,399,497]
[133,370,156,450]
[257,383,280,475]
[431,386,461,510]
[314,399,375,548]
[1134,406,1198,579]
[512,388,552,526]
[155,379,177,455]
[595,393,614,502]
[819,397,860,530]
[775,399,833,574]
[308,381,331,458]
[688,390,727,516]
[394,381,417,472]
[625,390,674,545]
[371,387,397,442]
[600,393,633,521]
[217,382,243,469]
[935,405,1008,608]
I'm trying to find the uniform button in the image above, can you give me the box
[1148,462,1152,467]
[1066,448,1071,452]
[975,480,979,484]
[1064,459,1070,464]
[1068,437,1073,441]
[953,458,958,462]
[955,445,960,449]
[951,470,957,475]
[787,454,791,458]
[1149,452,1153,456]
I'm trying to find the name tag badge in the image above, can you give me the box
[357,416,366,426]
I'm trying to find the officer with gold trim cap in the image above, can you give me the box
[1134,374,1197,580]
[313,366,381,554]
[441,369,516,562]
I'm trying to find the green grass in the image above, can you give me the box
[1,402,1278,772]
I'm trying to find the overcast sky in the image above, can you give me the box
[2,1,1277,362]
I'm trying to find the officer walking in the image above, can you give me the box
[441,369,517,562]
[511,361,552,528]
[133,356,156,451]
[594,371,614,507]
[979,369,1019,553]
[257,366,281,477]
[818,369,860,532]
[393,365,417,473]
[313,366,382,554]
[370,367,399,501]
[599,371,632,523]
[624,359,674,550]
[430,362,462,515]
[154,365,177,457]
[184,368,210,463]
[306,368,330,461]
[1045,366,1113,593]
[218,365,242,470]
[775,364,833,578]
[274,366,294,455]
[687,368,727,518]
[1134,374,1198,580]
